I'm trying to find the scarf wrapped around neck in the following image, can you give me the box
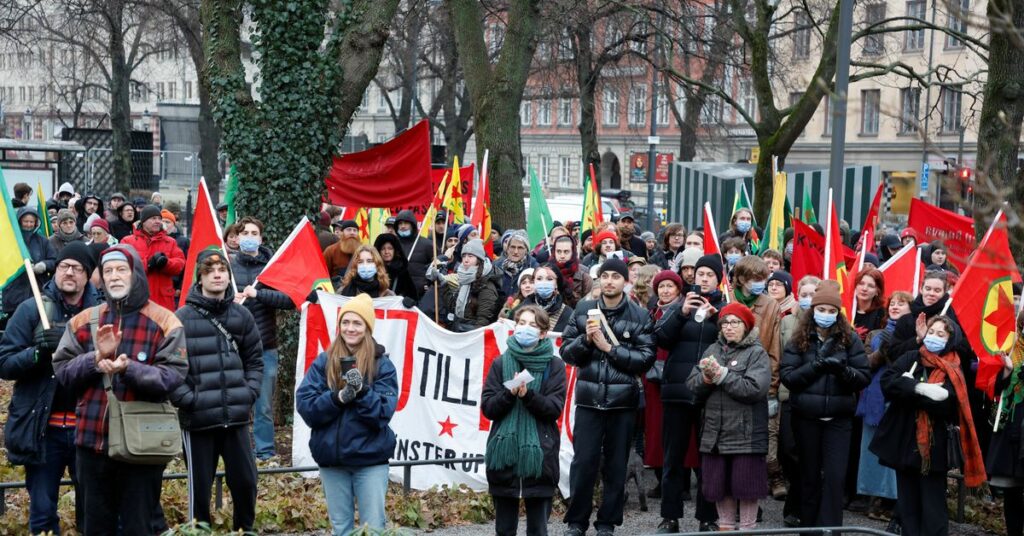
[994,335,1024,430]
[485,337,555,478]
[916,348,987,487]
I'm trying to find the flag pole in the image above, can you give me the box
[431,213,440,325]
[25,259,50,330]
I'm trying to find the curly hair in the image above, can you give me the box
[791,303,854,354]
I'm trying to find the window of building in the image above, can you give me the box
[559,32,573,60]
[794,11,811,59]
[489,23,505,56]
[862,4,886,55]
[185,81,193,100]
[628,85,646,126]
[537,98,552,126]
[946,0,969,48]
[538,155,550,184]
[168,82,176,100]
[604,18,623,50]
[630,17,648,54]
[603,88,619,126]
[861,89,880,134]
[377,133,387,143]
[899,87,920,133]
[156,82,165,100]
[559,156,572,187]
[701,95,723,125]
[520,100,531,126]
[377,87,388,112]
[18,86,25,102]
[656,84,670,126]
[559,96,573,126]
[740,79,757,121]
[905,0,926,50]
[941,85,963,132]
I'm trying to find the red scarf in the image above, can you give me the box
[916,348,987,487]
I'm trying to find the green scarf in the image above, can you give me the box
[485,337,554,479]
[734,287,759,307]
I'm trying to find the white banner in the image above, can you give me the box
[292,292,578,496]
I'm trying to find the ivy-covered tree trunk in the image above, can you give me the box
[447,0,542,229]
[975,0,1024,261]
[107,0,133,195]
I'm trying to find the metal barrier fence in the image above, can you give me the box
[666,529,896,535]
[0,456,486,516]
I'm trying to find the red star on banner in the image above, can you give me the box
[984,286,1016,349]
[438,416,458,437]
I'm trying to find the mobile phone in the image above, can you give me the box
[339,356,357,375]
[688,285,702,296]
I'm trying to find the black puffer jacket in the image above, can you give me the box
[780,328,871,419]
[171,285,264,431]
[394,210,434,295]
[481,356,566,498]
[560,297,656,410]
[231,246,295,349]
[655,290,727,404]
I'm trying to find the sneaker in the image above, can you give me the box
[698,521,718,532]
[563,527,585,536]
[655,519,679,534]
[771,481,788,500]
[783,515,801,527]
[595,528,614,536]
[257,455,280,468]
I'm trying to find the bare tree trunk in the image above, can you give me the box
[107,0,133,195]
[677,90,706,162]
[975,0,1024,260]
[335,0,400,127]
[573,24,601,174]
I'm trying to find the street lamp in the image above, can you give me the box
[143,108,151,132]
[23,107,33,140]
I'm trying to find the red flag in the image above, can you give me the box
[877,243,924,301]
[179,178,232,308]
[949,210,1022,398]
[355,208,370,243]
[470,153,492,256]
[325,119,432,208]
[392,164,474,220]
[790,218,824,285]
[907,198,976,271]
[856,182,884,254]
[340,206,359,221]
[824,191,850,317]
[256,219,335,306]
[702,202,731,300]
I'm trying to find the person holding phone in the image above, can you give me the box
[296,294,398,536]
[654,254,726,533]
[482,305,566,535]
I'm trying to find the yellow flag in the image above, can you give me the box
[442,157,465,225]
[765,171,788,252]
[0,168,30,288]
[367,208,391,245]
[420,171,450,238]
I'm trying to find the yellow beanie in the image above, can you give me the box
[338,293,375,331]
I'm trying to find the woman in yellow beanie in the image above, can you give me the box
[296,293,398,536]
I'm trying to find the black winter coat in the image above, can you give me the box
[394,210,434,295]
[3,210,57,315]
[0,281,98,465]
[655,291,726,404]
[986,369,1024,480]
[780,329,871,419]
[231,246,295,349]
[560,297,656,410]
[172,285,264,431]
[481,356,567,498]
[870,348,961,474]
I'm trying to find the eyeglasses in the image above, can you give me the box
[720,320,745,327]
[56,262,85,275]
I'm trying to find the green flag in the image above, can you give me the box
[526,168,553,248]
[223,165,239,226]
[801,188,817,224]
[0,168,31,289]
[733,182,753,217]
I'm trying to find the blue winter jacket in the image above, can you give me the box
[0,279,98,465]
[296,344,398,467]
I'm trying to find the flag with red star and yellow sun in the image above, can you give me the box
[950,209,1022,398]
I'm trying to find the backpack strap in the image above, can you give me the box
[193,306,239,355]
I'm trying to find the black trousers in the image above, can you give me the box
[660,403,700,520]
[183,424,258,531]
[779,401,802,519]
[792,415,852,528]
[76,447,165,536]
[896,470,948,536]
[494,496,552,536]
[565,407,635,531]
[1002,487,1024,536]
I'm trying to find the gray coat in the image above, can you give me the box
[686,328,771,455]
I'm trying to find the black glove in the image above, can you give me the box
[148,252,168,271]
[33,326,64,354]
[820,356,845,373]
[401,296,417,309]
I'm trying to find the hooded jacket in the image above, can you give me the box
[172,276,263,431]
[74,195,105,231]
[121,226,186,311]
[296,343,398,467]
[686,328,771,454]
[0,280,99,465]
[51,245,189,453]
[231,245,295,350]
[373,233,419,299]
[109,204,137,241]
[394,210,435,293]
[560,297,656,409]
[436,260,501,332]
[2,207,57,315]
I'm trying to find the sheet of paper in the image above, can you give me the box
[503,369,535,390]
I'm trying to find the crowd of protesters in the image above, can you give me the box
[2,180,1023,536]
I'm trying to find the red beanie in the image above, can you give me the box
[594,230,618,247]
[719,302,756,331]
[652,270,683,292]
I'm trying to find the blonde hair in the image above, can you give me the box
[633,264,661,305]
[325,312,378,390]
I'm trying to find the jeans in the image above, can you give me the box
[25,426,80,535]
[319,464,389,536]
[254,348,279,459]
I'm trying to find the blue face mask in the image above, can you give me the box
[726,253,742,266]
[747,280,766,295]
[357,264,377,281]
[814,310,838,328]
[398,229,412,238]
[923,334,948,354]
[534,280,555,299]
[239,237,260,253]
[514,325,540,348]
[736,220,752,233]
[798,296,812,310]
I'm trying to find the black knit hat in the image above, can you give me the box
[336,219,358,231]
[694,254,724,282]
[57,241,97,276]
[599,258,629,279]
[139,204,162,224]
[767,270,793,296]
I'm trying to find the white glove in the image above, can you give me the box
[33,262,46,274]
[713,366,729,385]
[768,397,780,417]
[914,382,949,401]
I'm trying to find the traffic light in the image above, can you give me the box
[959,167,972,181]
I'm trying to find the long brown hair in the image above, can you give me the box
[791,304,854,354]
[325,311,378,390]
[341,245,391,290]
[853,268,885,313]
